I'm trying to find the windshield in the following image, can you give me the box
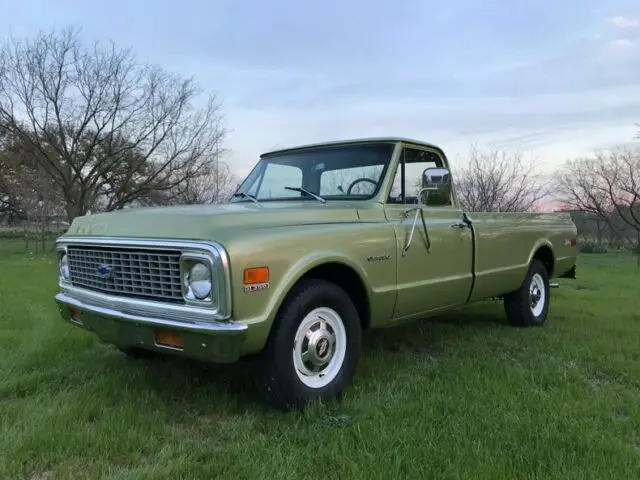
[232,142,394,202]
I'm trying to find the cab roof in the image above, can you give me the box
[260,137,443,157]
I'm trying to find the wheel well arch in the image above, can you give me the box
[296,262,371,331]
[532,245,555,277]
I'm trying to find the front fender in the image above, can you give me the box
[224,223,397,355]
[268,250,373,318]
[236,251,373,354]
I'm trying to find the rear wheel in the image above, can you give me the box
[503,259,550,327]
[252,279,362,411]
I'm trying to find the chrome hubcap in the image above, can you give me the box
[292,307,347,389]
[306,327,335,367]
[529,273,546,317]
[531,286,541,305]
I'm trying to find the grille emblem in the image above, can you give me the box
[97,264,113,280]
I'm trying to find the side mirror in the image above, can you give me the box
[418,167,452,205]
[423,167,450,188]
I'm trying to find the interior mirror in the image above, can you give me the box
[418,167,452,206]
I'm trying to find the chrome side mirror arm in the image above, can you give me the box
[402,207,431,256]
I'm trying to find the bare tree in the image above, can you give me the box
[165,159,240,205]
[0,152,24,222]
[453,145,549,212]
[0,27,227,222]
[0,137,66,250]
[557,147,640,254]
[18,168,65,252]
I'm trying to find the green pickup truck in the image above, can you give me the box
[55,137,578,410]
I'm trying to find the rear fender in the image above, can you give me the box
[523,238,555,281]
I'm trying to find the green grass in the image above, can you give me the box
[1,241,639,479]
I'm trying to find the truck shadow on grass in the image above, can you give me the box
[366,303,506,344]
[361,303,510,362]
[108,302,510,412]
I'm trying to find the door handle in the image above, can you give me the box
[450,222,467,229]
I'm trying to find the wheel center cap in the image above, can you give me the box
[306,329,334,366]
[531,286,541,304]
[316,337,330,358]
[530,285,542,306]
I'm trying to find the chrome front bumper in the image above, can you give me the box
[55,292,248,363]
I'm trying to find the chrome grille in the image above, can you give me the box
[66,246,184,303]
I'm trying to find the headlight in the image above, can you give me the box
[59,253,70,281]
[185,262,212,300]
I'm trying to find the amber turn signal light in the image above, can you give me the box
[154,330,184,349]
[243,266,269,284]
[69,307,82,324]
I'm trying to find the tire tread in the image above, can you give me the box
[503,259,550,327]
[251,279,362,411]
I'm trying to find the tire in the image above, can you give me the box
[251,279,362,411]
[503,259,550,327]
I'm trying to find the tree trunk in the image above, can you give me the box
[65,201,82,224]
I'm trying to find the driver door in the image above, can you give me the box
[386,146,474,320]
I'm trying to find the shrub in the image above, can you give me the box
[0,227,66,239]
[579,240,608,254]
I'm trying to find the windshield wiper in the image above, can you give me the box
[284,186,326,204]
[232,192,260,205]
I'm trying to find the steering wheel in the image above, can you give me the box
[346,178,377,195]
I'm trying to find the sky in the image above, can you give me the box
[1,0,640,179]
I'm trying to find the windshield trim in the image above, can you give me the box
[232,141,396,203]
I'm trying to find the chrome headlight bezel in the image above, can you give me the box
[57,246,71,284]
[179,252,216,307]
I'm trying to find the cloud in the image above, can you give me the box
[610,15,640,29]
[608,38,636,49]
[2,0,639,179]
[597,38,638,61]
[222,81,640,177]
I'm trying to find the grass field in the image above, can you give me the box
[1,238,639,479]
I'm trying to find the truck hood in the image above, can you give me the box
[65,201,364,242]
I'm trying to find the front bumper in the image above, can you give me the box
[55,292,248,363]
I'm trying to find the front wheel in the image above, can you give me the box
[503,259,551,327]
[251,279,362,411]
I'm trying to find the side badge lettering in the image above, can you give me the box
[244,282,270,293]
[367,254,391,262]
